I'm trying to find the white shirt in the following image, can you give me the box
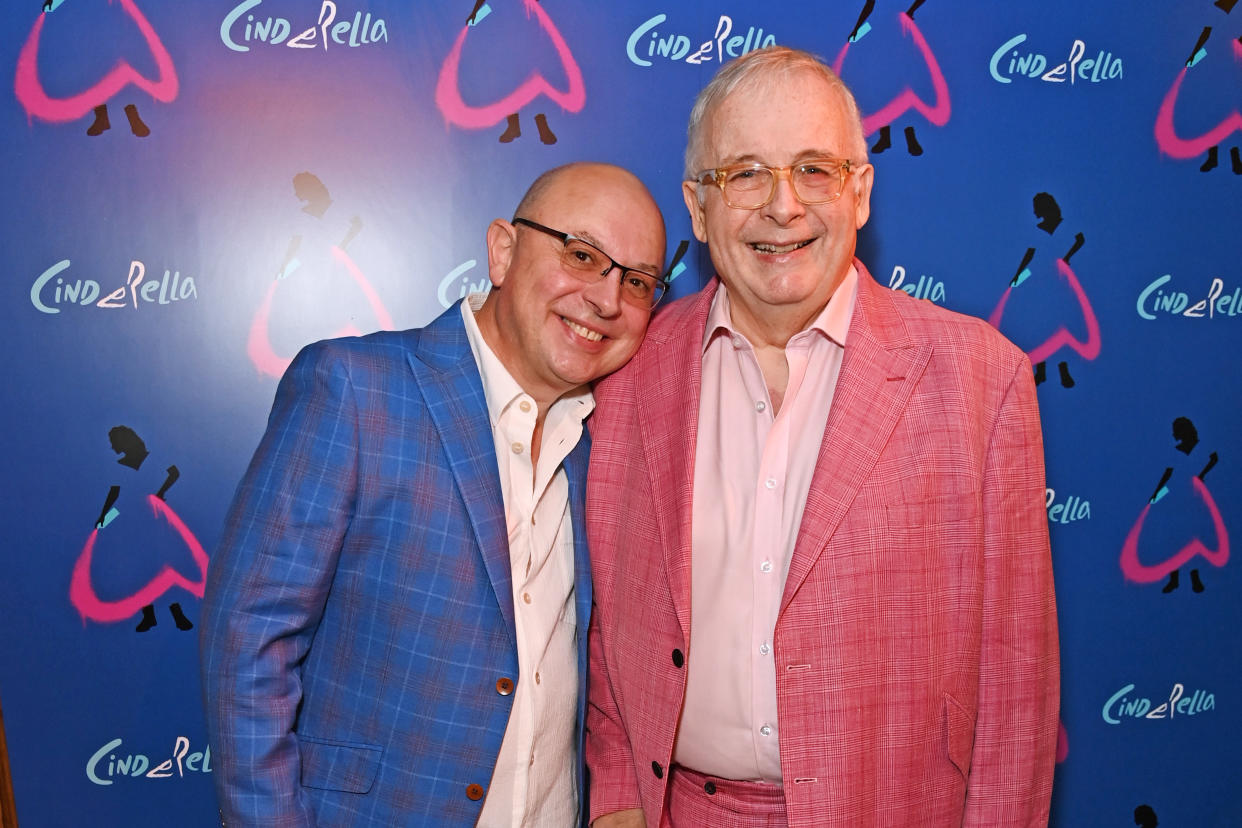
[461,295,590,826]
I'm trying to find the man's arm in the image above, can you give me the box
[200,342,359,827]
[964,357,1060,826]
[585,601,645,824]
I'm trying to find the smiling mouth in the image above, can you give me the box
[751,240,813,254]
[563,318,604,342]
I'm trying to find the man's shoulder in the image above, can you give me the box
[644,282,716,347]
[867,278,1027,370]
[292,327,421,371]
[294,304,467,370]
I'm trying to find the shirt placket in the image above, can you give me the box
[501,394,538,819]
[738,344,784,775]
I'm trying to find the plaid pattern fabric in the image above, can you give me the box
[201,304,592,827]
[586,262,1059,827]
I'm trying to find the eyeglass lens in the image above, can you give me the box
[560,239,664,307]
[723,162,845,207]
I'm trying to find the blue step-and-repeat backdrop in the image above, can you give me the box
[2,1,1239,825]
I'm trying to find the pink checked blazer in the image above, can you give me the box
[586,262,1059,827]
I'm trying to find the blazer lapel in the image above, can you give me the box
[781,265,932,615]
[638,284,718,638]
[563,435,593,635]
[407,304,515,639]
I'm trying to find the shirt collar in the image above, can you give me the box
[460,294,595,428]
[702,264,858,353]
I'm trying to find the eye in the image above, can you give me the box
[564,241,604,269]
[728,168,762,182]
[623,273,653,296]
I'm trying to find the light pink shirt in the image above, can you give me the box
[673,267,857,782]
[461,295,589,826]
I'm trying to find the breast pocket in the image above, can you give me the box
[884,493,980,530]
[299,735,383,793]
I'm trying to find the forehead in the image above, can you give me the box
[528,169,664,267]
[703,70,853,163]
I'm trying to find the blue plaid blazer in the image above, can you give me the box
[200,303,593,826]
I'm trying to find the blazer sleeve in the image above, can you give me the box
[586,602,643,821]
[200,341,359,828]
[964,357,1060,826]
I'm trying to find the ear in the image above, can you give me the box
[485,218,517,288]
[852,163,875,230]
[682,180,709,243]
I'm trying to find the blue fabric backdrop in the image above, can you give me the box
[2,1,1238,825]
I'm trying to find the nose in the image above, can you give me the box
[762,169,806,225]
[582,266,624,317]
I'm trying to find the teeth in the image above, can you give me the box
[564,319,603,341]
[753,240,811,254]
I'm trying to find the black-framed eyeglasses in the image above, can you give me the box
[694,158,859,209]
[512,217,668,309]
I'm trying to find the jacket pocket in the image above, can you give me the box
[942,693,975,779]
[299,735,383,793]
[885,494,980,529]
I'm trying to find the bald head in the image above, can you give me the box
[474,162,667,409]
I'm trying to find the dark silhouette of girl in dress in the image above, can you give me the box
[94,426,192,631]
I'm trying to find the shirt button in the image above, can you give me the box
[759,642,771,656]
[760,724,773,736]
[523,592,532,604]
[651,761,664,779]
[764,478,777,490]
[704,780,717,795]
[511,442,524,455]
[759,560,773,573]
[466,783,485,801]
[519,400,532,413]
[756,400,766,413]
[535,672,541,685]
[671,648,685,668]
[731,335,743,348]
[496,677,514,695]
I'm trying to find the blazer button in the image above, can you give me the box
[466,783,485,801]
[671,648,684,668]
[496,677,514,695]
[704,781,717,795]
[651,761,664,779]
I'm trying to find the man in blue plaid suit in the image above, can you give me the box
[200,163,667,826]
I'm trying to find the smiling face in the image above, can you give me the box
[683,69,873,344]
[476,163,666,410]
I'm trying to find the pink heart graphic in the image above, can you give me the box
[15,0,178,123]
[1154,41,1242,159]
[1120,476,1229,583]
[247,245,394,379]
[435,0,585,129]
[833,13,950,135]
[988,258,1101,365]
[70,495,207,623]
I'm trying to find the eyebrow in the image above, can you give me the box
[571,231,662,277]
[716,150,845,167]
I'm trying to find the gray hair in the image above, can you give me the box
[683,45,868,181]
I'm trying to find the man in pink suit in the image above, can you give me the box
[586,47,1059,827]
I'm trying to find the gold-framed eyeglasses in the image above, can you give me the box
[512,217,668,309]
[695,158,858,210]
